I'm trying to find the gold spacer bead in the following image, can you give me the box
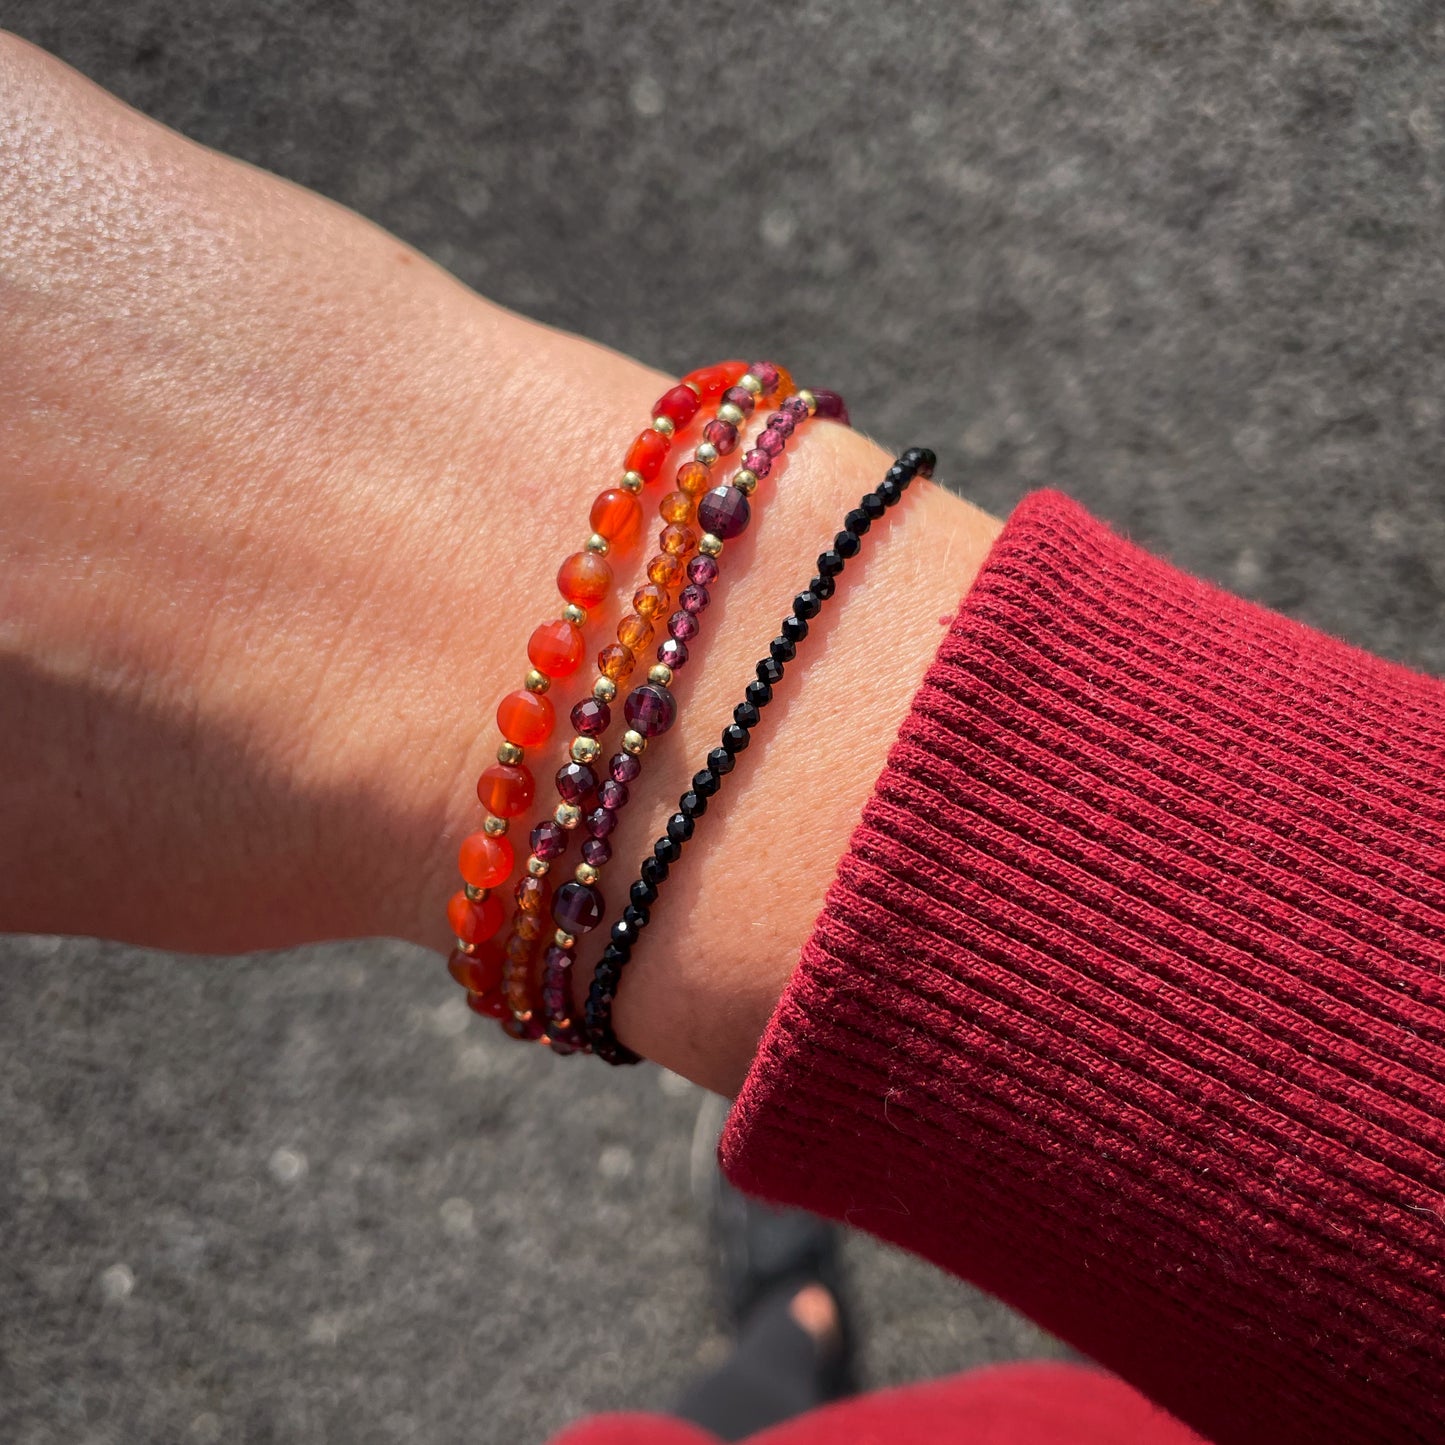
[738,372,763,395]
[464,882,489,903]
[593,676,617,703]
[562,603,587,626]
[554,929,576,950]
[621,470,645,493]
[699,533,724,558]
[498,741,524,765]
[527,854,551,877]
[717,402,745,427]
[648,662,673,688]
[585,532,609,555]
[555,802,581,829]
[797,388,818,415]
[651,415,675,437]
[575,862,599,886]
[454,937,477,955]
[483,815,509,836]
[695,442,719,467]
[734,468,759,495]
[525,668,550,694]
[571,735,601,765]
[621,729,647,756]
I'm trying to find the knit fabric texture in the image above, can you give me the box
[719,491,1445,1445]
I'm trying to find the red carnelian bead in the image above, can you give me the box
[448,941,504,993]
[496,688,554,746]
[654,383,701,430]
[598,643,636,681]
[528,618,585,678]
[458,831,515,890]
[624,429,671,483]
[647,552,683,587]
[448,889,505,945]
[466,988,508,1019]
[682,361,749,400]
[589,488,643,550]
[477,762,535,817]
[557,551,613,608]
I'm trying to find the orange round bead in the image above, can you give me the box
[589,488,643,550]
[528,618,585,678]
[661,522,699,557]
[598,643,636,681]
[682,361,748,400]
[449,942,504,994]
[514,873,550,914]
[659,490,694,524]
[633,583,670,619]
[448,890,505,946]
[624,428,671,483]
[458,831,515,890]
[496,688,554,747]
[466,988,508,1019]
[617,612,655,652]
[476,762,535,817]
[675,460,712,497]
[557,551,613,609]
[647,553,683,587]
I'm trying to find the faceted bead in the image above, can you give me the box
[743,448,773,478]
[466,988,508,1020]
[530,818,568,860]
[687,554,719,586]
[555,760,599,804]
[720,385,755,416]
[624,428,671,483]
[758,657,785,685]
[834,530,861,559]
[646,552,683,587]
[659,490,694,524]
[721,722,750,754]
[845,508,871,536]
[657,637,689,671]
[878,478,902,506]
[794,590,822,619]
[675,460,712,497]
[668,610,699,642]
[780,395,810,424]
[660,522,699,557]
[477,762,535,818]
[599,779,629,810]
[528,618,585,677]
[654,382,701,429]
[570,697,611,736]
[640,854,668,885]
[617,612,654,652]
[584,806,617,839]
[756,427,786,458]
[817,549,844,577]
[782,614,809,643]
[697,485,751,540]
[772,364,797,399]
[515,910,544,942]
[581,836,612,867]
[811,573,835,601]
[680,583,709,614]
[552,879,604,934]
[770,636,797,663]
[448,890,504,946]
[557,550,613,608]
[749,360,781,393]
[734,701,761,730]
[598,643,636,681]
[631,878,658,908]
[590,488,643,549]
[862,492,887,519]
[702,419,739,455]
[514,873,550,914]
[505,930,534,965]
[449,942,503,994]
[682,360,748,400]
[609,751,641,784]
[458,831,514,889]
[666,812,695,843]
[810,388,850,425]
[497,688,554,746]
[768,410,796,438]
[632,583,670,620]
[654,835,682,864]
[707,746,735,774]
[625,682,678,737]
[693,769,720,797]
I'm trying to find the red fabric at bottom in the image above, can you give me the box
[549,1362,1207,1445]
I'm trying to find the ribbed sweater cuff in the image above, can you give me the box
[720,490,1445,1445]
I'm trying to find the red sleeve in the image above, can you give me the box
[721,490,1445,1445]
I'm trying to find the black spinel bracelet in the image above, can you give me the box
[583,446,936,1066]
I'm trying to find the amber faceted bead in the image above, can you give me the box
[527,618,584,678]
[476,761,535,817]
[458,831,515,890]
[496,688,554,747]
[624,428,670,483]
[515,910,545,943]
[632,583,670,620]
[598,643,636,681]
[660,522,699,558]
[557,550,613,609]
[466,988,508,1019]
[772,364,797,400]
[647,552,683,587]
[617,612,655,652]
[448,889,504,945]
[448,941,503,993]
[589,488,643,550]
[683,360,748,400]
[659,490,694,524]
[675,460,711,497]
[514,872,550,915]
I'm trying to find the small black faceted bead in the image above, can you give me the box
[693,767,721,797]
[862,492,886,519]
[611,918,641,949]
[666,811,695,844]
[834,530,861,559]
[640,854,668,885]
[878,478,902,506]
[757,657,785,686]
[745,680,773,709]
[594,957,622,985]
[816,550,845,577]
[844,508,871,537]
[630,878,658,909]
[782,614,809,644]
[722,723,751,754]
[707,746,735,775]
[809,574,835,601]
[679,789,706,820]
[770,635,797,663]
[654,835,682,864]
[733,701,761,731]
[885,463,913,485]
[622,903,648,930]
[793,590,821,620]
[904,446,936,476]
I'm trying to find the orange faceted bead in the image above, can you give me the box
[589,488,643,549]
[675,460,711,497]
[458,831,515,890]
[528,618,584,678]
[624,428,671,483]
[477,762,535,817]
[683,360,748,400]
[617,612,655,652]
[647,552,683,587]
[557,550,613,609]
[598,643,636,680]
[514,873,550,914]
[448,890,505,946]
[466,988,508,1019]
[496,688,554,746]
[633,583,670,619]
[515,910,544,942]
[659,490,694,524]
[772,364,797,400]
[449,942,504,994]
[661,522,699,557]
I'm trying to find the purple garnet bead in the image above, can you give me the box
[570,697,611,736]
[599,779,629,811]
[581,837,612,867]
[668,610,699,642]
[555,760,599,805]
[687,554,719,586]
[720,384,755,416]
[780,395,809,424]
[624,682,678,738]
[658,636,689,671]
[749,360,780,392]
[585,805,617,839]
[702,418,739,455]
[530,818,568,861]
[609,751,641,784]
[697,485,751,540]
[810,388,850,425]
[680,583,710,615]
[743,448,772,479]
[756,427,786,458]
[552,879,604,935]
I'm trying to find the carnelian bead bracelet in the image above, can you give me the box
[445,361,751,1023]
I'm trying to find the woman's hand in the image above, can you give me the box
[0,33,1001,1093]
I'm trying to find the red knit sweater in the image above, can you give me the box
[556,491,1445,1445]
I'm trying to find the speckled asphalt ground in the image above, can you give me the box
[2,3,1442,1442]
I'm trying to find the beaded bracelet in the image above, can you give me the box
[444,362,754,1021]
[537,385,853,1051]
[580,446,937,1065]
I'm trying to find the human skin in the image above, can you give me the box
[0,33,1002,1095]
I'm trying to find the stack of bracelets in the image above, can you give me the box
[443,356,933,1066]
